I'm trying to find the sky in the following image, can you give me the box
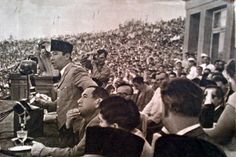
[0,0,186,40]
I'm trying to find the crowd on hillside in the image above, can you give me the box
[0,16,236,157]
[0,17,185,98]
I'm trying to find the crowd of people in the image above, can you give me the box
[0,17,235,157]
[0,18,184,98]
[25,37,234,157]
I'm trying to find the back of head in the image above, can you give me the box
[92,78,103,87]
[226,59,236,79]
[199,79,217,88]
[116,82,134,95]
[97,49,108,58]
[132,76,144,84]
[211,73,228,85]
[154,134,226,157]
[89,86,109,100]
[161,78,203,117]
[99,96,140,131]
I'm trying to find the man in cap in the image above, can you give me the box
[35,39,97,147]
[200,53,215,72]
[187,57,198,80]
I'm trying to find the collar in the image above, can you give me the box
[161,127,170,134]
[60,62,70,76]
[85,110,99,126]
[132,128,145,139]
[215,105,222,111]
[177,123,200,135]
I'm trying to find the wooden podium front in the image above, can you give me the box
[9,73,55,100]
[0,100,58,157]
[0,74,60,156]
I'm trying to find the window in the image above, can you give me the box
[188,13,200,54]
[213,10,227,29]
[210,8,227,60]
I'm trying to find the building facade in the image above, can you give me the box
[183,0,235,63]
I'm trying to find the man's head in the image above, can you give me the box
[116,83,133,100]
[188,58,196,67]
[175,60,182,67]
[225,59,236,91]
[212,74,228,93]
[50,40,73,70]
[98,96,140,131]
[159,65,165,73]
[38,40,51,55]
[150,73,158,90]
[203,85,224,107]
[196,66,203,75]
[77,86,109,119]
[161,78,203,118]
[203,68,211,78]
[169,72,176,80]
[201,53,210,64]
[180,72,187,78]
[214,60,225,72]
[132,76,144,91]
[156,72,168,87]
[94,49,108,66]
[175,66,183,74]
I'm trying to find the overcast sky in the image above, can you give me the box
[0,0,186,40]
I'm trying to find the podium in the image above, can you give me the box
[9,74,55,100]
[5,74,59,145]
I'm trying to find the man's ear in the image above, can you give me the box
[95,98,102,108]
[65,53,71,60]
[111,123,119,129]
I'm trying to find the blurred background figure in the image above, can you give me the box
[35,40,59,77]
[132,76,154,111]
[91,49,111,88]
[200,53,215,72]
[199,85,225,128]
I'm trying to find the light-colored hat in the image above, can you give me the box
[188,57,196,62]
[201,53,208,57]
[175,59,182,64]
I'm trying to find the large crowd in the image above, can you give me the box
[0,16,236,157]
[0,17,185,98]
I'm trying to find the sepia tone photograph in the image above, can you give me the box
[0,0,235,156]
